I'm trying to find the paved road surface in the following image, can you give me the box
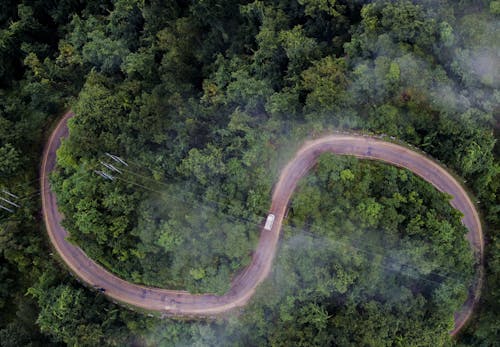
[41,112,483,335]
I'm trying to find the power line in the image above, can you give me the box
[113,161,267,220]
[3,169,89,204]
[110,158,474,283]
[282,227,470,287]
[113,171,470,288]
[0,153,473,287]
[91,152,475,284]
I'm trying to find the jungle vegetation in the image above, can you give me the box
[0,0,499,346]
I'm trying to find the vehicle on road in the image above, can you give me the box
[264,214,275,231]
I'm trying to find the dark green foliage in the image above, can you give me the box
[183,156,473,346]
[0,0,498,345]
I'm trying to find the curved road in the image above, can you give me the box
[42,112,483,336]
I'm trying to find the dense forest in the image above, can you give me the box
[0,0,499,346]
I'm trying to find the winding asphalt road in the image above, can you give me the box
[41,112,483,336]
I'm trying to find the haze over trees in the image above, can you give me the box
[0,0,499,346]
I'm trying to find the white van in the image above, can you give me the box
[264,214,275,231]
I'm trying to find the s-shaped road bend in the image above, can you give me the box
[41,112,483,336]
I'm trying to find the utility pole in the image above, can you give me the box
[94,170,115,181]
[0,190,19,213]
[0,197,20,208]
[100,161,122,174]
[0,205,14,213]
[2,190,19,199]
[105,153,128,166]
[95,153,129,181]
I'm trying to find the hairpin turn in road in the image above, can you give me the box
[41,112,483,336]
